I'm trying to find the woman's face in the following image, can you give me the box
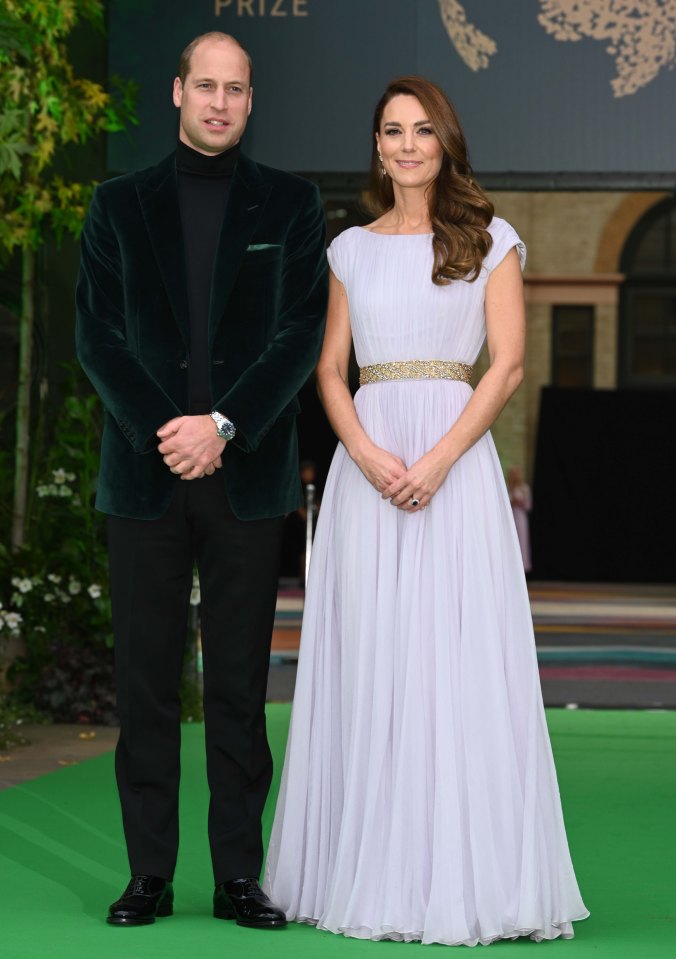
[376,94,443,191]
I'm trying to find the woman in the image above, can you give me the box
[264,76,588,946]
[508,465,533,572]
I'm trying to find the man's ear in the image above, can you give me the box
[172,77,183,108]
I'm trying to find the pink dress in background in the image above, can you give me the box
[510,482,533,572]
[264,220,588,946]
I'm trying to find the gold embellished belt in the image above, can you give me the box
[359,359,474,386]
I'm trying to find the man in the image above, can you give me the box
[76,32,327,928]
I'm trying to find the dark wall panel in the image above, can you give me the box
[531,387,676,582]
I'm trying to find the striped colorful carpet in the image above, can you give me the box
[530,583,676,706]
[271,582,676,708]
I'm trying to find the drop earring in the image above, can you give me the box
[378,153,387,178]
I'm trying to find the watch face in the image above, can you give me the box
[212,412,235,440]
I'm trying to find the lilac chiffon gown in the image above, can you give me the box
[264,220,589,946]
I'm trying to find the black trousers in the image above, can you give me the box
[107,473,285,883]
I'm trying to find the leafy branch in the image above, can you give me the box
[0,0,137,550]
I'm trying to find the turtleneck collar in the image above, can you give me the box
[176,139,241,178]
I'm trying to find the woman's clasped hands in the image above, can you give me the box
[354,441,452,513]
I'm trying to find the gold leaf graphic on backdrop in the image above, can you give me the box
[438,0,675,96]
[538,0,675,97]
[437,0,498,71]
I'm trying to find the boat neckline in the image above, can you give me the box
[357,227,434,236]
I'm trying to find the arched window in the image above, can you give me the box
[619,197,676,388]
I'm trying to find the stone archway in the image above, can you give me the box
[617,196,676,388]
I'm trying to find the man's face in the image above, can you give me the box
[173,38,252,156]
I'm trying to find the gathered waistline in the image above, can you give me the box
[359,359,474,386]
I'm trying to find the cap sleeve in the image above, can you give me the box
[486,218,527,273]
[326,230,349,284]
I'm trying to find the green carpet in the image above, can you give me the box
[0,707,674,957]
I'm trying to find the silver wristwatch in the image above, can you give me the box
[209,410,236,441]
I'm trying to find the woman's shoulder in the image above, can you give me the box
[485,216,527,272]
[327,227,367,284]
[328,226,366,252]
[487,215,517,239]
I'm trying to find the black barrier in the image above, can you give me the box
[531,386,676,582]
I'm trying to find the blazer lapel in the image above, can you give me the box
[209,153,272,344]
[136,154,190,347]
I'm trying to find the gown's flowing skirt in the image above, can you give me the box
[264,380,589,946]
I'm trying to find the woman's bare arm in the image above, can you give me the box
[317,271,407,494]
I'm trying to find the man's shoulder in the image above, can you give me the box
[94,154,174,200]
[242,157,318,198]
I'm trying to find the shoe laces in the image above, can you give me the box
[130,875,155,896]
[228,877,262,898]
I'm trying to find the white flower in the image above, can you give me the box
[11,577,20,587]
[66,472,76,482]
[44,593,55,603]
[3,612,22,631]
[87,584,102,599]
[52,468,67,484]
[47,574,62,584]
[37,482,75,498]
[68,580,82,596]
[16,578,33,594]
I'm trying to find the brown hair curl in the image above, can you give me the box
[367,76,493,284]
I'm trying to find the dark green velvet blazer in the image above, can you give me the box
[75,152,328,521]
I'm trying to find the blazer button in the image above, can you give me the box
[179,359,188,370]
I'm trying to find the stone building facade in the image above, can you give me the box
[479,191,671,478]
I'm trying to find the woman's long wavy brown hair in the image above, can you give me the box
[366,76,493,284]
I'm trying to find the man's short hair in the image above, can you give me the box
[178,32,253,85]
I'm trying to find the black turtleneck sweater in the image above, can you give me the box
[176,139,240,413]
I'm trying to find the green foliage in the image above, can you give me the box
[0,692,45,750]
[0,411,15,532]
[31,643,116,724]
[0,108,32,180]
[2,0,138,556]
[0,368,203,725]
[0,366,112,702]
[0,0,138,255]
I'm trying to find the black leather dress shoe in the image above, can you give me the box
[213,878,287,928]
[107,875,173,926]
